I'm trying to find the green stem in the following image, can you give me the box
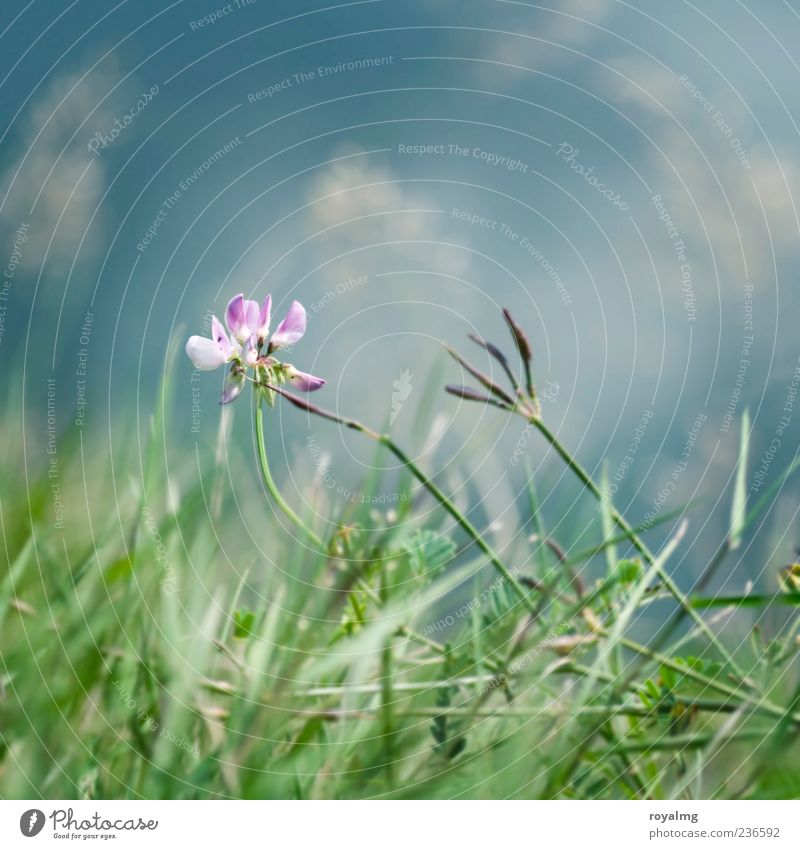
[615,634,795,723]
[562,662,788,723]
[267,381,536,614]
[380,566,396,785]
[379,435,536,615]
[254,394,323,548]
[530,418,653,563]
[531,417,743,675]
[397,625,502,674]
[290,703,766,721]
[603,728,769,755]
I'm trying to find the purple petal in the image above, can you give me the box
[186,335,227,371]
[220,371,245,405]
[270,300,306,350]
[255,294,272,341]
[287,366,325,392]
[244,298,260,330]
[225,294,260,343]
[211,315,232,359]
[225,294,247,341]
[243,333,259,367]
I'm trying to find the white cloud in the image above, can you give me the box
[305,144,472,280]
[0,63,119,275]
[602,57,800,291]
[461,0,615,88]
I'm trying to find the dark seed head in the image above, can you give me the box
[502,308,532,365]
[445,384,494,403]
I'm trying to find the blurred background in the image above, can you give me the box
[2,0,800,597]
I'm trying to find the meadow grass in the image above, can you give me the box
[1,349,800,800]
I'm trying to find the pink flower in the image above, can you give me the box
[225,293,272,344]
[185,294,325,404]
[268,300,306,350]
[184,316,239,371]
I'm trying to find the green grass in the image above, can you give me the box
[1,369,799,800]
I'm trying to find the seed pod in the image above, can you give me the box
[445,345,515,406]
[467,333,520,394]
[445,385,513,410]
[502,308,535,401]
[445,385,492,403]
[502,308,532,366]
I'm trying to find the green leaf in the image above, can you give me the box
[691,593,800,609]
[287,716,326,753]
[682,656,724,678]
[104,556,133,585]
[729,408,750,550]
[600,462,618,575]
[233,609,255,639]
[402,530,456,578]
[430,645,467,759]
[524,464,550,576]
[617,559,643,584]
[659,665,677,691]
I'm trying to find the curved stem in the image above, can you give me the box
[254,393,323,549]
[530,416,743,676]
[532,418,653,559]
[266,383,536,614]
[615,633,794,723]
[378,436,536,615]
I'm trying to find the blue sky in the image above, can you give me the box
[3,0,800,587]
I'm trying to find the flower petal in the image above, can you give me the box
[286,365,325,392]
[225,294,259,343]
[243,333,259,367]
[256,294,272,342]
[270,300,306,349]
[244,298,260,331]
[211,315,232,359]
[225,294,247,341]
[186,335,227,370]
[220,370,245,405]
